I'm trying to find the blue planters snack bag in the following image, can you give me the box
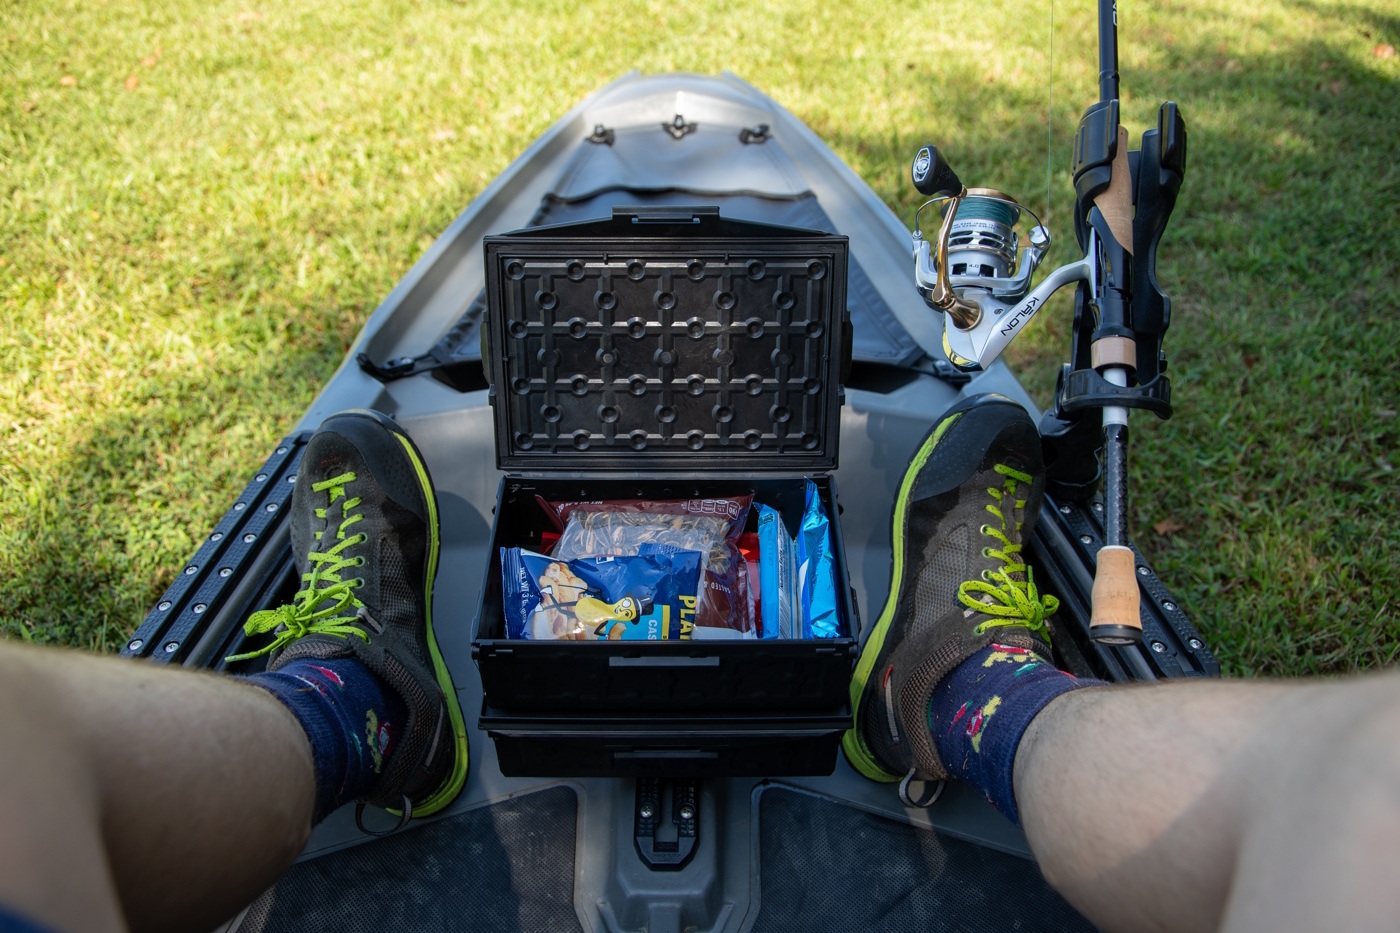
[796,480,842,638]
[757,504,795,639]
[501,546,702,641]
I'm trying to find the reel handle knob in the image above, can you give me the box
[911,145,962,197]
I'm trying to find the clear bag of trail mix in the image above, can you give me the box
[540,495,757,637]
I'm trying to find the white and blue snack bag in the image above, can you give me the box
[757,504,796,639]
[500,545,702,640]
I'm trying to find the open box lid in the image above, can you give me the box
[483,207,851,473]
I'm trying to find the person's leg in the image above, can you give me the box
[1017,675,1400,933]
[847,393,1400,931]
[0,641,314,933]
[0,408,469,933]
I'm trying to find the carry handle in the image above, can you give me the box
[609,656,720,668]
[613,206,719,225]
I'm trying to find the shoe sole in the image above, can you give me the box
[842,393,1020,782]
[347,410,470,818]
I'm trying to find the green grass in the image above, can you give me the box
[1,0,1395,675]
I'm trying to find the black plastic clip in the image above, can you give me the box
[910,355,973,387]
[1056,365,1173,419]
[663,113,697,140]
[586,123,615,146]
[635,777,698,870]
[356,345,488,393]
[930,357,973,386]
[738,123,770,144]
[356,351,424,381]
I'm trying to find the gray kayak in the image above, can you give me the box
[135,71,1210,933]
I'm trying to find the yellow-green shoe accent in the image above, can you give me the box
[392,431,468,818]
[843,409,965,782]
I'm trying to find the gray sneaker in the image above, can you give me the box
[843,393,1058,791]
[231,409,468,828]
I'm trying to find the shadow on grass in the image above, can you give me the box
[0,332,346,652]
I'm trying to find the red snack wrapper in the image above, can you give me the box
[738,532,761,624]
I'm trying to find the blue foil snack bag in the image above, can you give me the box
[501,546,702,640]
[757,504,795,639]
[796,480,842,638]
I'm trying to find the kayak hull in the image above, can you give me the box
[153,72,1212,933]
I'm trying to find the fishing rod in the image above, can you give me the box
[907,0,1187,644]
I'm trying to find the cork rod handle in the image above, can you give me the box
[1089,545,1143,645]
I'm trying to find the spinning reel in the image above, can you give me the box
[908,0,1189,646]
[910,147,1062,370]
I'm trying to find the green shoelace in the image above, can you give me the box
[958,463,1059,640]
[226,471,370,662]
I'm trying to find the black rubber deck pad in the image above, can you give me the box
[752,788,1097,933]
[237,786,582,933]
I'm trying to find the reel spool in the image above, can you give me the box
[943,190,1021,281]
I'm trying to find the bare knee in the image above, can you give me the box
[1015,673,1400,933]
[1223,676,1400,932]
[0,644,125,933]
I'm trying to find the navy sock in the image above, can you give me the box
[927,643,1102,826]
[244,657,407,823]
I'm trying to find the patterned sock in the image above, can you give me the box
[243,658,407,823]
[927,644,1103,826]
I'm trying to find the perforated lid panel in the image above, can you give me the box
[484,208,849,473]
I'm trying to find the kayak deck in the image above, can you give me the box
[156,72,1212,933]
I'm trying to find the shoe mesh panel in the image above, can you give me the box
[897,635,963,779]
[910,523,969,637]
[368,650,441,807]
[376,539,420,638]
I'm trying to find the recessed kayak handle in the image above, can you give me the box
[609,656,720,668]
[613,206,719,225]
[614,749,719,759]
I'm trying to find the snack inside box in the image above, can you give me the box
[474,475,857,710]
[469,208,859,776]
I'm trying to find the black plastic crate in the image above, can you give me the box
[470,207,856,776]
[473,474,859,710]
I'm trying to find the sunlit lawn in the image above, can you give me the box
[1,0,1396,675]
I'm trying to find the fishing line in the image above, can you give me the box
[1046,0,1054,227]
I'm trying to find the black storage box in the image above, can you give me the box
[470,207,858,777]
[477,703,852,779]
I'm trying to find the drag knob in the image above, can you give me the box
[911,145,962,197]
